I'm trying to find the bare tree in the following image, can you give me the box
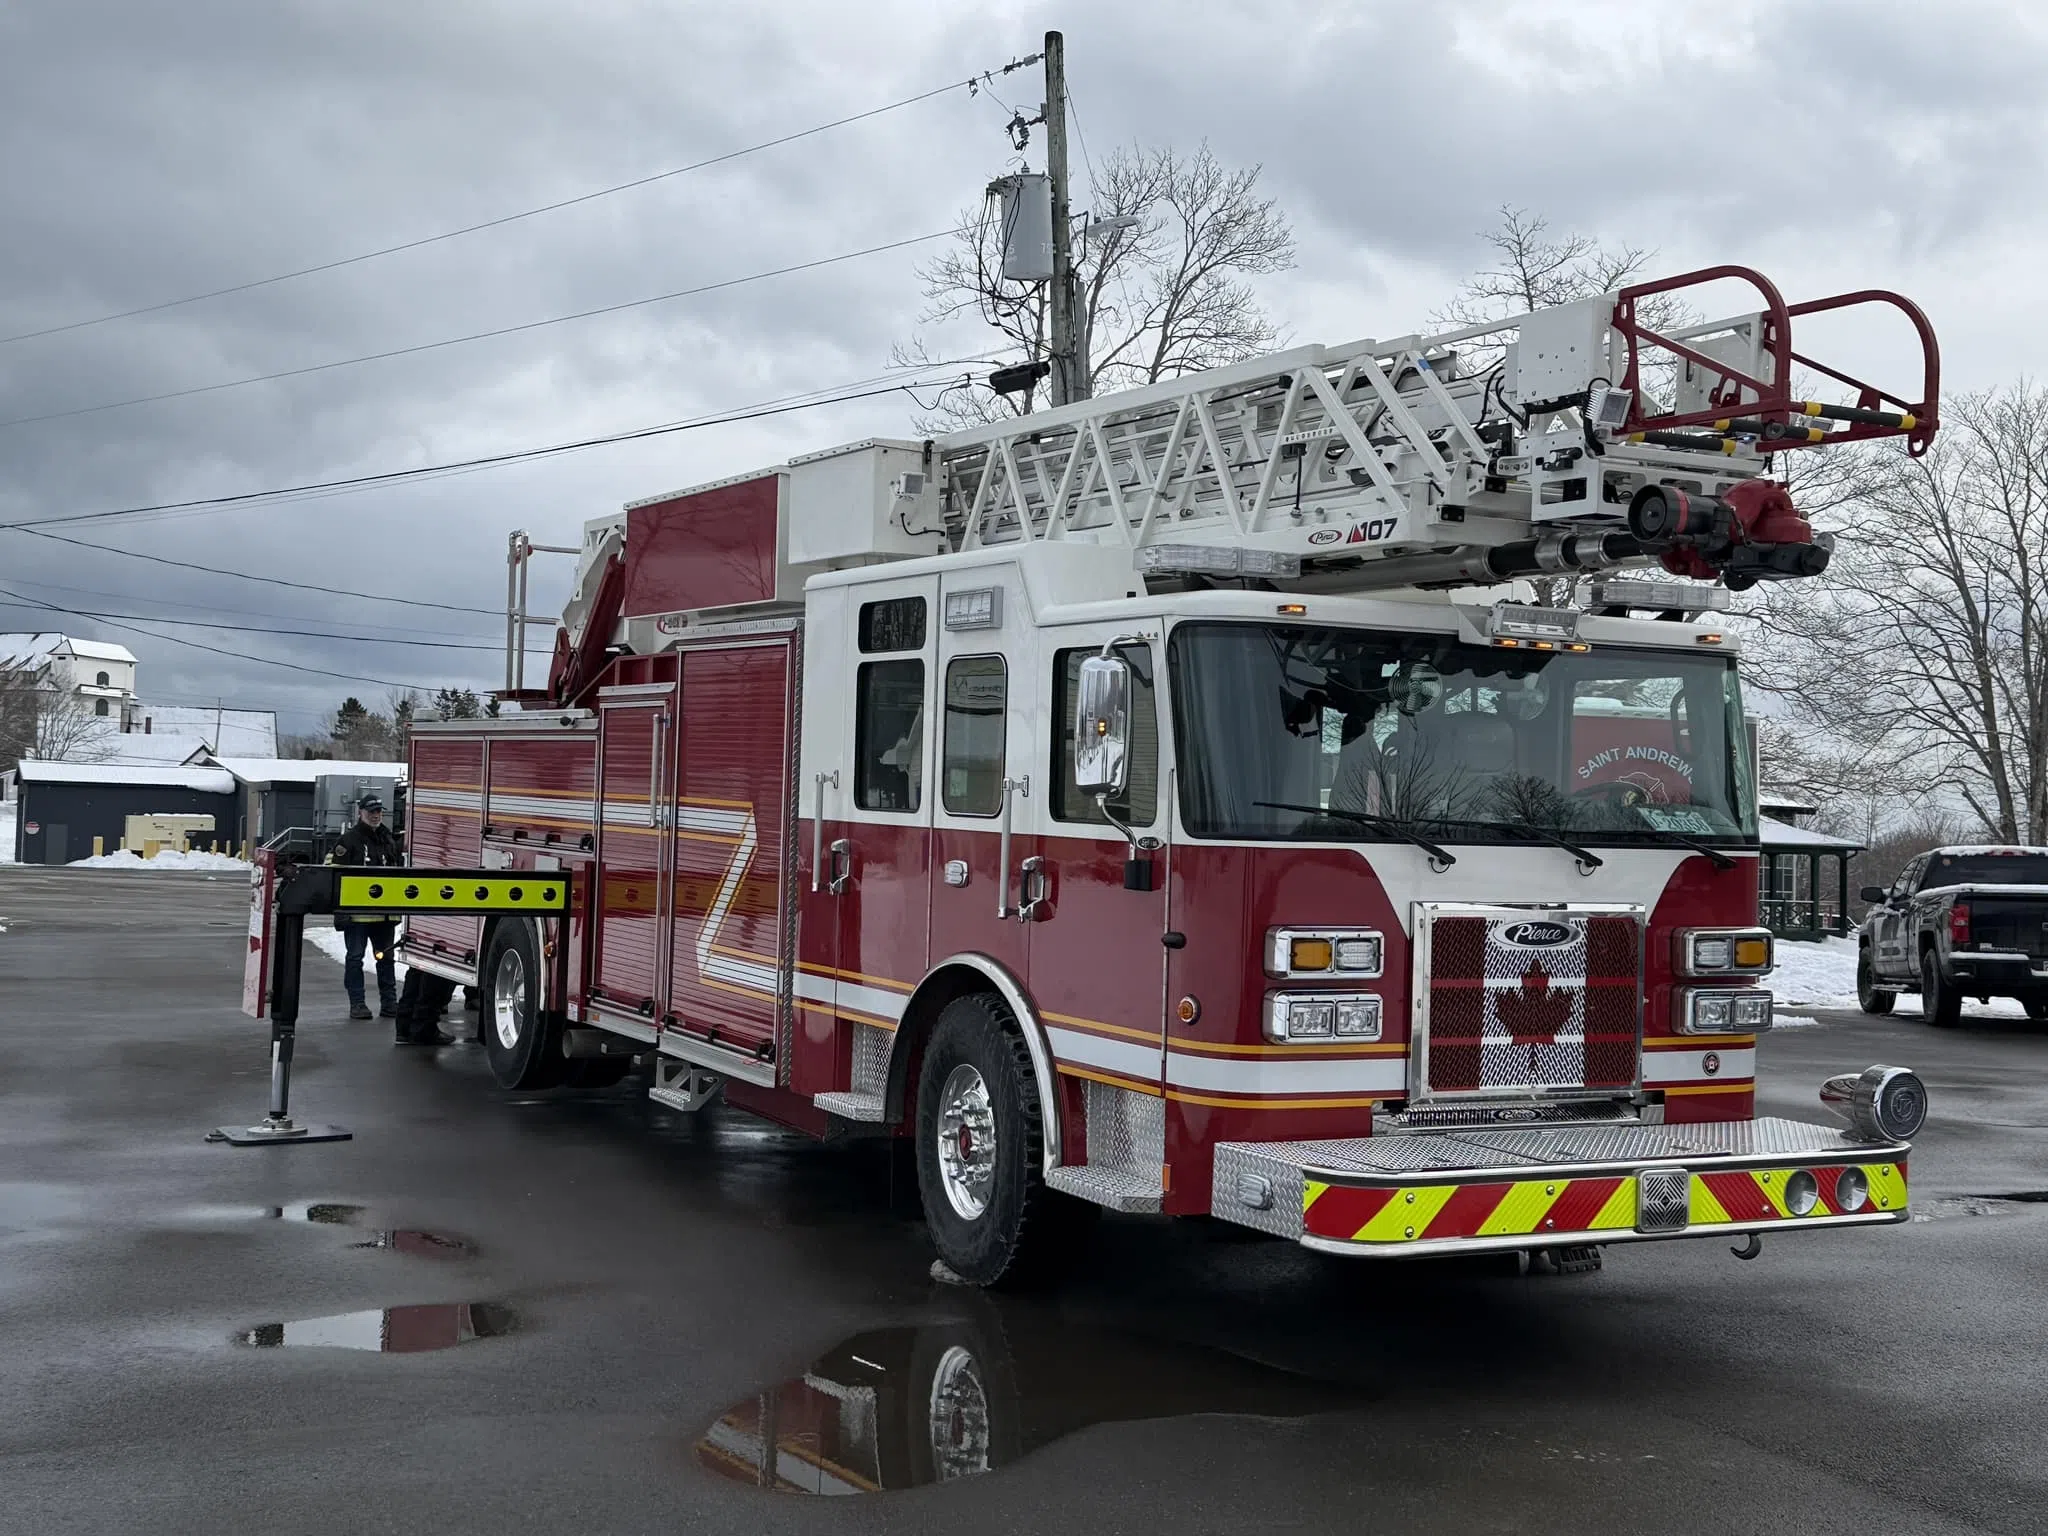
[895,142,1294,428]
[0,665,115,770]
[1433,206,1666,330]
[1750,383,2048,845]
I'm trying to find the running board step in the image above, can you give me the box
[1046,1164,1163,1214]
[648,1060,722,1113]
[814,1090,888,1123]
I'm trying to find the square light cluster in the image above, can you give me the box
[1680,988,1773,1034]
[1266,927,1383,979]
[1266,991,1382,1043]
[1679,928,1773,976]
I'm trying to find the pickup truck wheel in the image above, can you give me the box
[480,919,568,1089]
[1856,951,1896,1015]
[2024,995,2048,1023]
[1919,948,1962,1029]
[915,993,1097,1289]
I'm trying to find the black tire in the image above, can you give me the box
[1920,947,1962,1029]
[903,1312,1025,1486]
[2024,995,2048,1023]
[480,919,567,1089]
[915,993,1098,1288]
[1857,950,1896,1015]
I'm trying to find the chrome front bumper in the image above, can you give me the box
[1212,1117,1909,1256]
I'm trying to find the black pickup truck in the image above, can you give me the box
[1857,846,2048,1024]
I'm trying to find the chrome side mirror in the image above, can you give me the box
[1073,653,1131,797]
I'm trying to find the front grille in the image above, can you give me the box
[1636,1168,1690,1232]
[1421,908,1641,1098]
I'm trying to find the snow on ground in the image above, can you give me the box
[1765,932,2031,1019]
[67,848,248,871]
[0,800,14,864]
[306,924,410,982]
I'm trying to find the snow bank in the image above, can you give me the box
[306,924,410,982]
[1765,932,2030,1018]
[67,848,249,872]
[0,800,14,864]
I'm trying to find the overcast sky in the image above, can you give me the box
[2,0,2041,737]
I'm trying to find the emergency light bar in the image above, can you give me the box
[1139,544,1301,580]
[1588,578,1736,617]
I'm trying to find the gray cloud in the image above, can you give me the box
[2,0,2037,732]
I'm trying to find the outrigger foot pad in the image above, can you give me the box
[210,1116,353,1147]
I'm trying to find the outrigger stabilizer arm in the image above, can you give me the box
[209,864,569,1147]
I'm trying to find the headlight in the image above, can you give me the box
[1676,927,1773,976]
[1265,927,1384,979]
[1675,986,1774,1035]
[1820,1065,1928,1142]
[1265,991,1382,1043]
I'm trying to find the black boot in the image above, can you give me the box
[348,1002,373,1021]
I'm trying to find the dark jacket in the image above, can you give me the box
[330,820,401,868]
[329,819,401,927]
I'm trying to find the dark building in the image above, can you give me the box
[10,761,240,865]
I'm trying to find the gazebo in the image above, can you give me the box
[1758,819,1866,940]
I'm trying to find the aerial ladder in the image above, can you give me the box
[936,265,1937,597]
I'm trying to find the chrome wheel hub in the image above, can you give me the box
[935,1063,997,1221]
[492,947,526,1051]
[926,1345,992,1481]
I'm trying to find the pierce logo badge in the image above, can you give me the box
[1500,920,1575,947]
[1307,527,1342,545]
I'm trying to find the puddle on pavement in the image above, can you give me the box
[182,1202,473,1254]
[697,1307,1353,1495]
[235,1301,515,1352]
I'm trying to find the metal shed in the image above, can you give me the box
[10,761,240,865]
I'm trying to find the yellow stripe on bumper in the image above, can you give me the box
[336,872,568,913]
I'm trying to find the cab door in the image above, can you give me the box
[1874,855,1924,978]
[1023,627,1171,1092]
[833,577,939,1025]
[928,570,1035,995]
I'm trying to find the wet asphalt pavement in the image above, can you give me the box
[2,867,2045,1535]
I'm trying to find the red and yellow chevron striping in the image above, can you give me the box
[1303,1161,1907,1244]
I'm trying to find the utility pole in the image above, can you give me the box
[1043,31,1086,406]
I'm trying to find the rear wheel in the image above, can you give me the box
[915,994,1097,1288]
[1856,950,1896,1015]
[1919,948,1962,1029]
[2023,995,2048,1023]
[481,919,567,1089]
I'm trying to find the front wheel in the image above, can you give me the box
[1919,949,1962,1029]
[1857,950,1896,1015]
[480,919,567,1089]
[915,994,1096,1288]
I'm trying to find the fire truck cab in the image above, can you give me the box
[385,267,1938,1285]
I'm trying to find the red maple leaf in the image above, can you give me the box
[1496,961,1575,1045]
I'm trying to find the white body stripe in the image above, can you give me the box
[1643,1046,1755,1082]
[1047,1025,1160,1083]
[1165,1051,1406,1097]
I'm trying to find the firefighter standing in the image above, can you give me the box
[328,795,400,1020]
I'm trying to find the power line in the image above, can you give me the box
[0,75,992,348]
[9,526,504,616]
[0,572,498,637]
[0,362,997,531]
[0,229,965,429]
[0,585,438,689]
[0,594,499,650]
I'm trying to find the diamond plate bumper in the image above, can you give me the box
[1212,1117,1910,1255]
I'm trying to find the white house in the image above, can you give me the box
[0,632,139,719]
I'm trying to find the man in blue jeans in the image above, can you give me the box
[329,795,400,1020]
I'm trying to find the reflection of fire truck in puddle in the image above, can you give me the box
[258,267,1942,1285]
[696,1301,1349,1494]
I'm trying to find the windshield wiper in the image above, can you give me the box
[1625,823,1736,870]
[1254,801,1457,870]
[1439,818,1605,872]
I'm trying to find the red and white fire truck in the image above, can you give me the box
[277,266,1945,1284]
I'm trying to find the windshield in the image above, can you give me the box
[1168,622,1756,846]
[1922,853,2048,888]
